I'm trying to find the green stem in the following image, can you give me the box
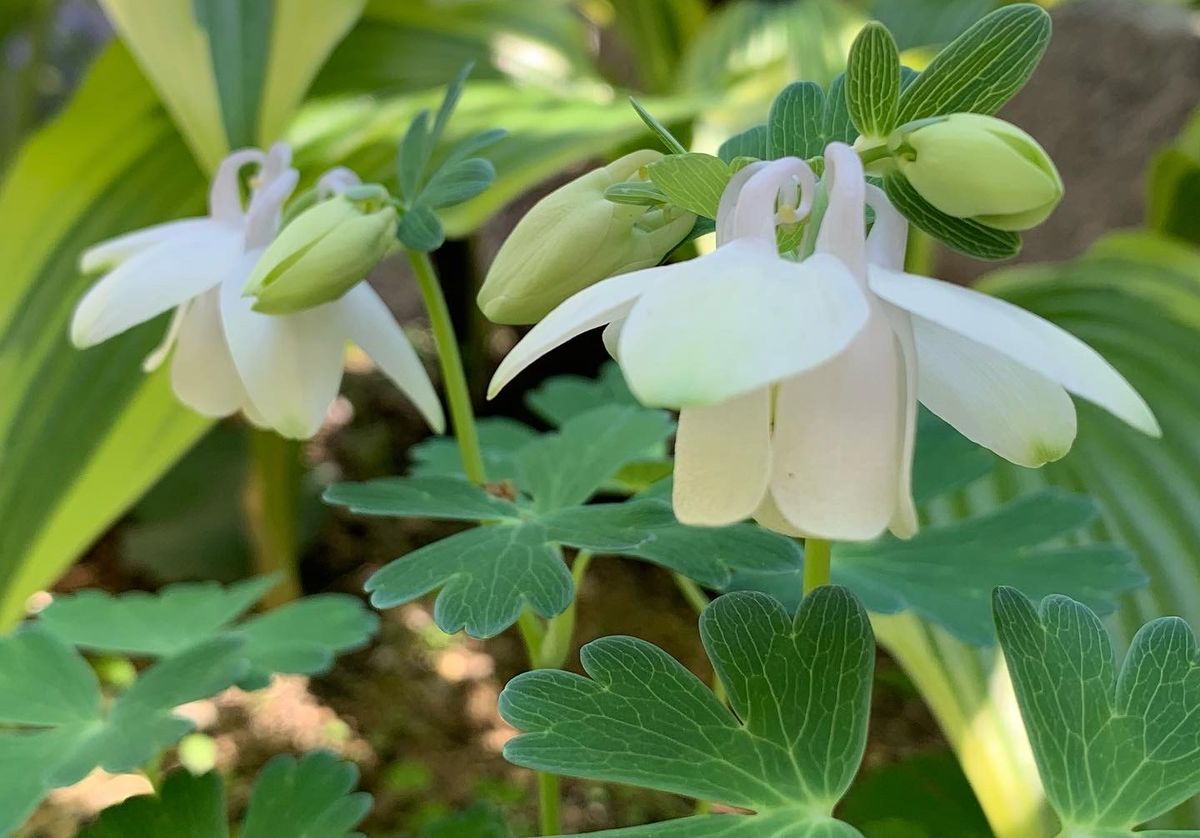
[857,143,893,166]
[538,771,561,835]
[406,249,486,485]
[540,551,592,669]
[243,429,303,607]
[672,573,711,616]
[803,538,832,597]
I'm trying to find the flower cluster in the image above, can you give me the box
[70,145,443,440]
[488,143,1158,541]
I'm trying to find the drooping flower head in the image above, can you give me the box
[71,145,444,439]
[488,142,1158,542]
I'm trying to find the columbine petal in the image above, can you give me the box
[883,303,918,538]
[70,225,241,348]
[220,253,345,439]
[617,239,869,407]
[339,283,445,433]
[912,315,1077,467]
[673,388,771,526]
[80,218,216,274]
[487,267,661,399]
[868,268,1160,437]
[768,306,904,541]
[169,288,247,417]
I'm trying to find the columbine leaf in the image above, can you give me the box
[36,577,274,656]
[821,74,859,148]
[81,770,228,838]
[883,170,1020,260]
[323,475,519,521]
[845,23,900,138]
[629,96,688,155]
[727,412,1142,644]
[767,81,826,160]
[396,203,445,251]
[409,418,537,482]
[524,362,638,426]
[500,588,872,836]
[994,587,1200,835]
[81,752,370,838]
[0,631,246,832]
[364,523,572,638]
[717,124,769,163]
[422,158,496,209]
[241,751,372,838]
[514,405,674,512]
[896,3,1051,124]
[397,109,432,201]
[646,153,732,219]
[37,579,378,682]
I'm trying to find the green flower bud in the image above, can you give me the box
[891,114,1063,231]
[244,189,397,314]
[477,150,696,325]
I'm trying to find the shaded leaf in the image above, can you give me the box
[717,124,768,163]
[422,157,496,209]
[513,405,673,512]
[81,770,228,838]
[396,202,445,251]
[241,751,372,838]
[409,417,537,482]
[524,362,639,426]
[500,588,872,836]
[323,476,519,522]
[883,171,1020,260]
[421,802,511,838]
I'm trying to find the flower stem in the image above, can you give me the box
[803,538,832,596]
[410,247,566,831]
[243,429,303,607]
[406,249,486,485]
[538,771,561,835]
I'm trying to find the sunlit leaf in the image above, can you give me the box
[500,588,873,836]
[845,22,900,138]
[995,587,1200,835]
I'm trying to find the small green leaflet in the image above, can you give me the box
[394,64,504,251]
[409,417,537,483]
[0,632,245,834]
[717,124,768,164]
[895,3,1051,124]
[768,82,826,160]
[845,23,900,139]
[35,576,378,687]
[80,751,371,838]
[994,587,1200,837]
[629,96,688,155]
[325,405,801,638]
[524,362,639,426]
[646,153,732,219]
[884,171,1020,260]
[500,588,872,837]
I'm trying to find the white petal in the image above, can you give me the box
[80,218,215,274]
[913,314,1077,468]
[768,305,904,541]
[618,239,869,407]
[864,184,908,271]
[487,267,660,399]
[208,148,265,224]
[220,254,345,439]
[815,143,867,279]
[339,283,445,433]
[170,288,246,417]
[869,268,1160,436]
[601,318,624,361]
[753,492,807,537]
[725,158,816,245]
[715,162,768,246]
[883,303,919,538]
[71,226,241,348]
[672,388,771,526]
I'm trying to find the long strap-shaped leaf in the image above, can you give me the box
[875,231,1200,835]
[99,0,364,171]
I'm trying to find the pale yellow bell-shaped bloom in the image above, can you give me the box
[893,113,1063,231]
[477,149,696,325]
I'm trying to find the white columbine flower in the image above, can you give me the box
[71,145,444,439]
[488,142,1158,542]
